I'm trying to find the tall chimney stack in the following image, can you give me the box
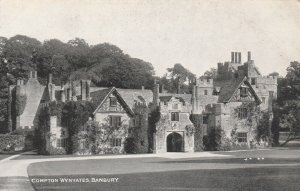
[191,85,196,114]
[234,52,238,63]
[81,80,87,101]
[48,73,53,84]
[153,83,160,106]
[86,80,91,100]
[248,51,251,61]
[231,52,234,63]
[238,52,241,63]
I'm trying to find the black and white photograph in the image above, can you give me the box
[0,0,300,190]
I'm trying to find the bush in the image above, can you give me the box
[48,146,67,155]
[124,137,136,154]
[0,134,25,152]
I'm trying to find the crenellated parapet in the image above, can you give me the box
[196,78,214,87]
[256,75,277,85]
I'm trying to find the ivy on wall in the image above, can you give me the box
[11,87,27,130]
[190,114,203,151]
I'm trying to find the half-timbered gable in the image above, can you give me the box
[214,76,261,104]
[91,87,134,117]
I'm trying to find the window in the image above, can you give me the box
[132,118,136,127]
[262,97,266,104]
[141,140,144,146]
[204,90,208,95]
[251,78,256,85]
[240,87,248,97]
[111,138,122,147]
[202,116,208,124]
[238,108,248,119]
[79,140,86,149]
[56,138,66,148]
[203,126,208,136]
[237,132,247,143]
[109,97,117,107]
[172,103,178,109]
[171,112,179,121]
[61,129,66,137]
[109,116,121,127]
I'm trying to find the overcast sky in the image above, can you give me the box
[0,0,300,77]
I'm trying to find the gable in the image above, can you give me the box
[230,82,256,102]
[214,77,261,104]
[96,93,126,113]
[91,87,134,117]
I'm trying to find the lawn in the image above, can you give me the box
[28,166,300,191]
[27,151,300,191]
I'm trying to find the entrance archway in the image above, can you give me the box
[167,132,183,152]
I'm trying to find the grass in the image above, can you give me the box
[26,148,300,190]
[28,166,300,191]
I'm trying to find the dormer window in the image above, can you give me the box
[240,87,248,97]
[109,97,117,107]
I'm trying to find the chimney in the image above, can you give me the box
[81,80,87,101]
[17,79,21,85]
[153,83,160,106]
[238,52,241,63]
[191,85,196,114]
[86,80,91,100]
[34,71,37,79]
[29,71,33,78]
[141,86,144,90]
[248,51,251,61]
[231,52,234,63]
[234,52,238,63]
[48,73,53,84]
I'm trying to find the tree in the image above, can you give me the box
[202,67,217,79]
[268,72,280,77]
[271,61,300,145]
[166,63,195,93]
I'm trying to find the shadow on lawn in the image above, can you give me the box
[0,176,34,190]
[29,166,300,191]
[154,157,300,164]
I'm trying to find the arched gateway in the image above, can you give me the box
[167,132,183,152]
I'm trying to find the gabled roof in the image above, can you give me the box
[214,76,261,104]
[116,88,153,110]
[159,93,192,104]
[90,87,134,116]
[159,96,186,104]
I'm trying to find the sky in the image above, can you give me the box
[0,0,300,77]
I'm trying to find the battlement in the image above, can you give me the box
[256,76,277,85]
[196,78,214,87]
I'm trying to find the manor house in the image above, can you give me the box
[8,51,277,154]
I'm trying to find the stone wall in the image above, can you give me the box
[12,72,46,130]
[154,97,195,153]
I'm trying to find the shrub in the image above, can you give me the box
[124,137,136,154]
[0,134,25,152]
[48,146,67,155]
